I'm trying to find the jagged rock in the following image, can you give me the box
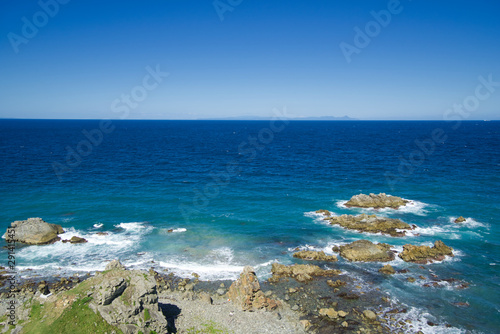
[315,209,332,217]
[5,217,64,245]
[227,266,279,311]
[87,264,167,333]
[69,236,87,244]
[363,309,377,321]
[379,264,396,275]
[293,250,337,262]
[399,240,454,264]
[339,240,395,262]
[345,193,409,209]
[105,259,126,271]
[322,213,411,237]
[454,216,466,223]
[270,263,341,283]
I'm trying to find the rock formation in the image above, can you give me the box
[270,263,341,283]
[378,264,396,274]
[227,266,279,311]
[345,193,409,209]
[62,236,88,244]
[5,217,64,245]
[399,240,454,264]
[87,260,168,333]
[293,250,337,262]
[318,212,411,237]
[454,216,466,223]
[338,240,395,262]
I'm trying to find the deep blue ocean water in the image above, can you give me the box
[0,119,499,333]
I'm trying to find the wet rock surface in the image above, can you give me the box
[293,250,338,262]
[345,193,409,209]
[338,240,395,262]
[399,240,454,264]
[319,212,412,237]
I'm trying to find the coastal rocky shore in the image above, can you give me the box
[1,202,465,333]
[344,193,409,209]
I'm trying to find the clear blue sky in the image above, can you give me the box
[1,0,499,120]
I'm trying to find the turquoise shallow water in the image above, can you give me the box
[0,120,499,333]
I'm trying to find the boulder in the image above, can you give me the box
[227,266,279,311]
[378,264,396,275]
[315,209,332,217]
[323,213,411,237]
[319,308,338,319]
[293,250,337,262]
[5,217,64,245]
[69,236,87,244]
[270,263,341,283]
[363,309,377,321]
[454,216,466,223]
[345,193,409,209]
[339,240,395,262]
[399,240,454,264]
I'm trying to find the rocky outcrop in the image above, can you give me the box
[5,217,64,245]
[338,240,395,262]
[321,213,411,237]
[227,266,279,311]
[62,236,88,244]
[454,216,466,223]
[87,260,168,334]
[270,263,341,283]
[293,250,337,262]
[399,240,454,264]
[378,264,396,275]
[345,193,409,209]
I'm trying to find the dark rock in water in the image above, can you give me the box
[270,263,341,283]
[293,250,337,262]
[322,213,411,237]
[69,236,87,244]
[315,209,332,217]
[379,264,396,275]
[454,216,466,223]
[227,266,279,311]
[5,217,64,245]
[339,240,395,262]
[407,277,416,283]
[96,232,109,236]
[399,240,454,264]
[337,292,360,300]
[167,229,174,233]
[345,193,409,209]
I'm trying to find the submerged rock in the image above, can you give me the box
[454,216,466,223]
[399,240,454,264]
[227,266,279,311]
[293,250,337,262]
[322,213,411,237]
[378,264,396,275]
[339,240,395,262]
[345,193,409,209]
[5,217,64,245]
[69,236,87,244]
[270,263,341,283]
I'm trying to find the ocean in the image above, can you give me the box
[0,119,499,333]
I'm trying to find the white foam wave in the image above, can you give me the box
[115,222,148,231]
[448,217,488,229]
[93,223,103,228]
[380,306,466,334]
[159,227,187,234]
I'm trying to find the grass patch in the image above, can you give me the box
[21,298,123,334]
[144,308,151,321]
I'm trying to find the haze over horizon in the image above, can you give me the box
[1,0,499,120]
